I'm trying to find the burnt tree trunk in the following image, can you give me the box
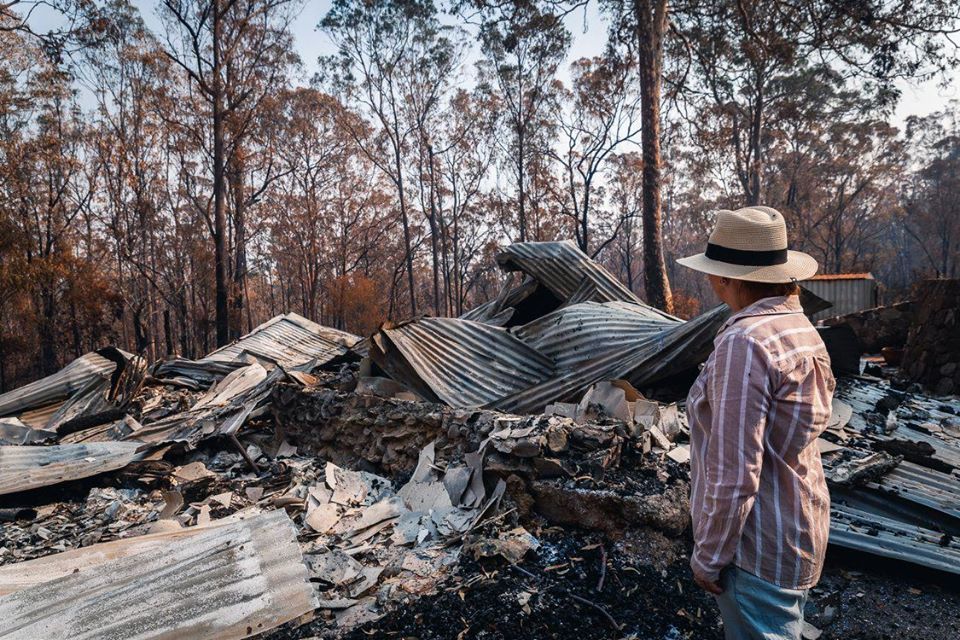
[634,0,674,314]
[212,0,230,347]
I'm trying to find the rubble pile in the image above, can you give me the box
[822,301,913,354]
[0,242,958,640]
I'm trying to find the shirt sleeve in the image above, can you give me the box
[691,330,773,582]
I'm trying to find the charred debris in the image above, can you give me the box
[0,240,958,640]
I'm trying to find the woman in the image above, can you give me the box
[677,206,835,640]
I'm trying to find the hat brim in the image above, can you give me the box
[676,250,818,283]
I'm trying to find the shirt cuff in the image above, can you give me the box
[690,550,722,583]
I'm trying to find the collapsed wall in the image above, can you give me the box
[822,301,913,353]
[272,384,691,537]
[901,279,960,395]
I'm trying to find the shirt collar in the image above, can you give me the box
[719,294,804,333]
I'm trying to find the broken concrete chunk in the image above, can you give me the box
[466,526,540,563]
[816,438,843,454]
[544,402,578,420]
[658,403,681,440]
[442,466,471,506]
[326,462,391,506]
[346,565,383,598]
[344,496,405,535]
[632,399,660,431]
[399,478,453,513]
[648,426,672,450]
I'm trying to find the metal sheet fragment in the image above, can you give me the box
[0,510,318,639]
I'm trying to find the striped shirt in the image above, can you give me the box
[687,295,835,590]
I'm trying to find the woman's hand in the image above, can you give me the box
[693,568,723,594]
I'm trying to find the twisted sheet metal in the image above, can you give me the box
[133,363,283,445]
[0,352,119,420]
[0,510,318,640]
[371,318,555,407]
[371,302,728,414]
[493,303,728,414]
[0,442,144,496]
[496,240,642,304]
[155,313,361,384]
[511,301,681,371]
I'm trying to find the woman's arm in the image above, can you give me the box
[691,330,773,584]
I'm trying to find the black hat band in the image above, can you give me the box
[705,242,788,266]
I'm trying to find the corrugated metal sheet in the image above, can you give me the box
[370,240,729,414]
[493,303,728,414]
[835,377,960,470]
[800,276,878,321]
[371,302,728,414]
[0,352,118,419]
[155,313,361,384]
[132,363,282,445]
[511,301,679,370]
[830,501,960,575]
[0,510,318,639]
[496,241,642,305]
[207,312,360,366]
[0,442,144,496]
[374,318,555,407]
[873,460,960,519]
[0,513,248,596]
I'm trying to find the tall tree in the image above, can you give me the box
[673,0,960,206]
[158,0,299,346]
[321,0,455,317]
[551,53,642,255]
[902,107,960,279]
[472,0,570,242]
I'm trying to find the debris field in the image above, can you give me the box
[0,241,958,640]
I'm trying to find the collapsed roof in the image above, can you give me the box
[370,241,729,413]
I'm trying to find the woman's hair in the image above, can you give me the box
[736,280,800,304]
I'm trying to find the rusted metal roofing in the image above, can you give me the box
[155,313,361,385]
[0,352,120,420]
[0,510,318,639]
[496,240,641,304]
[0,442,145,496]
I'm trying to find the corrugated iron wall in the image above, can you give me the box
[801,278,878,322]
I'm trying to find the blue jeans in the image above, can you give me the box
[714,566,809,640]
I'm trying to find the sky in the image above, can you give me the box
[28,0,960,126]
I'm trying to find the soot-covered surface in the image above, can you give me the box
[337,527,723,640]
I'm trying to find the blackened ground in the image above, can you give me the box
[811,548,960,640]
[322,528,960,640]
[338,527,724,640]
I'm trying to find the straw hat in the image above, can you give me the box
[676,206,818,283]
